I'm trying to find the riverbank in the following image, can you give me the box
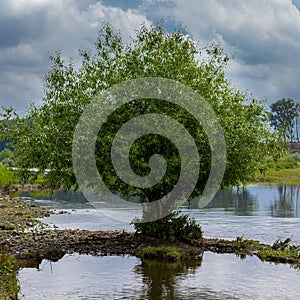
[1,188,299,265]
[254,168,300,185]
[1,187,300,298]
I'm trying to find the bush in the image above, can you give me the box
[285,153,300,162]
[133,211,202,244]
[137,246,182,263]
[0,164,16,189]
[263,156,275,169]
[0,248,20,299]
[275,159,298,170]
[263,153,300,171]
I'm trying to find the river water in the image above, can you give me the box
[17,185,300,299]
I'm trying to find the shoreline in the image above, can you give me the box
[0,188,300,269]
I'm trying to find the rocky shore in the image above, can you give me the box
[0,188,300,269]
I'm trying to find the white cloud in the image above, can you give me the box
[146,0,300,102]
[158,0,300,59]
[0,71,43,112]
[0,43,43,66]
[0,0,151,112]
[1,0,300,112]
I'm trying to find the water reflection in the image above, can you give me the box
[18,254,206,300]
[134,257,203,300]
[19,252,300,300]
[270,185,300,218]
[188,185,300,218]
[17,185,300,243]
[17,185,300,218]
[15,185,300,299]
[17,189,92,209]
[203,188,258,216]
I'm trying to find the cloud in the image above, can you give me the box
[143,0,300,102]
[0,0,151,112]
[1,0,300,113]
[0,43,43,67]
[0,71,43,111]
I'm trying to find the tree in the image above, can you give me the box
[1,23,282,221]
[294,103,300,143]
[270,98,298,143]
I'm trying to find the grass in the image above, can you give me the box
[255,168,300,185]
[0,248,20,300]
[257,238,300,266]
[254,153,300,185]
[15,189,53,198]
[137,246,182,263]
[233,236,300,267]
[0,163,49,192]
[0,164,17,189]
[258,248,299,260]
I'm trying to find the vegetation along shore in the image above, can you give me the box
[0,186,300,299]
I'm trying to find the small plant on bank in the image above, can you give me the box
[0,248,20,299]
[263,153,300,171]
[137,246,182,263]
[0,164,16,190]
[257,238,300,266]
[133,211,202,244]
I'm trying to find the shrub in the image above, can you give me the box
[133,211,202,244]
[275,157,299,170]
[0,164,16,189]
[285,153,300,162]
[264,153,300,171]
[263,156,275,169]
[0,248,20,299]
[137,246,182,263]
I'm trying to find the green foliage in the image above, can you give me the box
[0,149,14,166]
[0,138,13,152]
[270,98,299,142]
[263,153,300,170]
[0,164,16,189]
[257,168,300,185]
[263,156,276,169]
[256,153,300,184]
[258,238,300,263]
[275,159,298,170]
[272,237,292,250]
[284,152,300,162]
[236,236,260,249]
[0,249,19,299]
[137,246,182,263]
[134,211,202,243]
[1,22,282,196]
[258,248,299,260]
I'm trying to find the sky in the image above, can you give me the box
[1,0,300,113]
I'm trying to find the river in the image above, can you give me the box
[17,184,300,299]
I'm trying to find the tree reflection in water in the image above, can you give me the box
[270,185,300,218]
[134,255,203,300]
[190,187,258,216]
